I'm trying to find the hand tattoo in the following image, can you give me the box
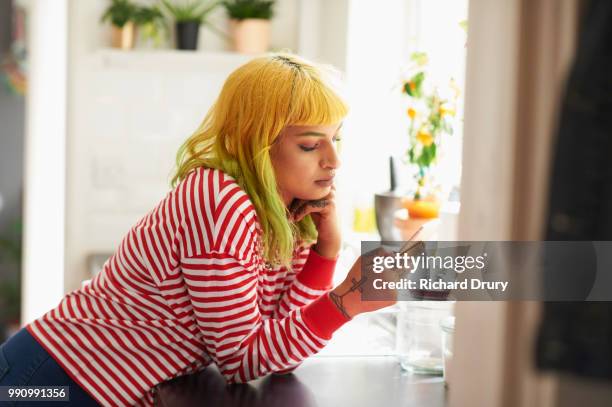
[291,199,329,218]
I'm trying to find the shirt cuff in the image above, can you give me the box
[302,292,351,340]
[296,247,338,290]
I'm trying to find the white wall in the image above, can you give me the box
[65,49,254,291]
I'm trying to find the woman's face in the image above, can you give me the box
[270,122,342,206]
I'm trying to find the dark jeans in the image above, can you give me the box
[0,327,100,406]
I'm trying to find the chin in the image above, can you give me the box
[295,189,327,201]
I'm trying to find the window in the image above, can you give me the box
[337,0,468,245]
[324,0,469,356]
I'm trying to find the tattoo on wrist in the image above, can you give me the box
[329,291,351,319]
[329,276,368,319]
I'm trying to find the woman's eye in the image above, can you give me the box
[299,144,317,152]
[333,137,342,142]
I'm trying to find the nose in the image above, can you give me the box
[321,143,341,170]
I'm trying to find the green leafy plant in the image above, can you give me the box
[402,52,460,200]
[161,0,221,23]
[101,1,166,32]
[223,0,275,20]
[133,4,164,25]
[101,0,137,27]
[133,5,167,46]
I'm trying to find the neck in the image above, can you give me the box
[280,191,293,208]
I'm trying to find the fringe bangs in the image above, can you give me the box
[287,67,349,126]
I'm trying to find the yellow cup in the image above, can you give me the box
[353,206,377,233]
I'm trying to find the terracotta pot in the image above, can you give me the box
[230,19,271,54]
[111,22,136,50]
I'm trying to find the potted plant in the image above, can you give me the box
[401,52,459,220]
[101,0,138,49]
[161,0,222,50]
[223,0,275,54]
[133,4,167,48]
[102,1,168,49]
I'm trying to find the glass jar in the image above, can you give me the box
[396,300,455,374]
[440,315,456,387]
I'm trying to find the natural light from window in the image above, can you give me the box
[325,0,469,356]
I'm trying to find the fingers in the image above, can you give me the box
[292,198,330,222]
[290,188,336,222]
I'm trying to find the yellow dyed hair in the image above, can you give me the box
[171,53,349,267]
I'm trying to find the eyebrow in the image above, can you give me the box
[296,123,343,137]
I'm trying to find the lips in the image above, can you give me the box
[315,177,334,187]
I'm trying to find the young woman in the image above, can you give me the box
[0,53,394,406]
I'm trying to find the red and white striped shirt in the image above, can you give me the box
[27,167,350,407]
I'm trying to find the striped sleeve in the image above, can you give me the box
[268,245,339,375]
[274,245,338,319]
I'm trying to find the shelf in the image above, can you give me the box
[89,48,256,72]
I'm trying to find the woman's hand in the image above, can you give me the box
[329,247,398,319]
[289,186,341,259]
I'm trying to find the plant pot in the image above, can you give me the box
[230,18,271,54]
[111,22,136,50]
[402,197,441,219]
[175,21,200,50]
